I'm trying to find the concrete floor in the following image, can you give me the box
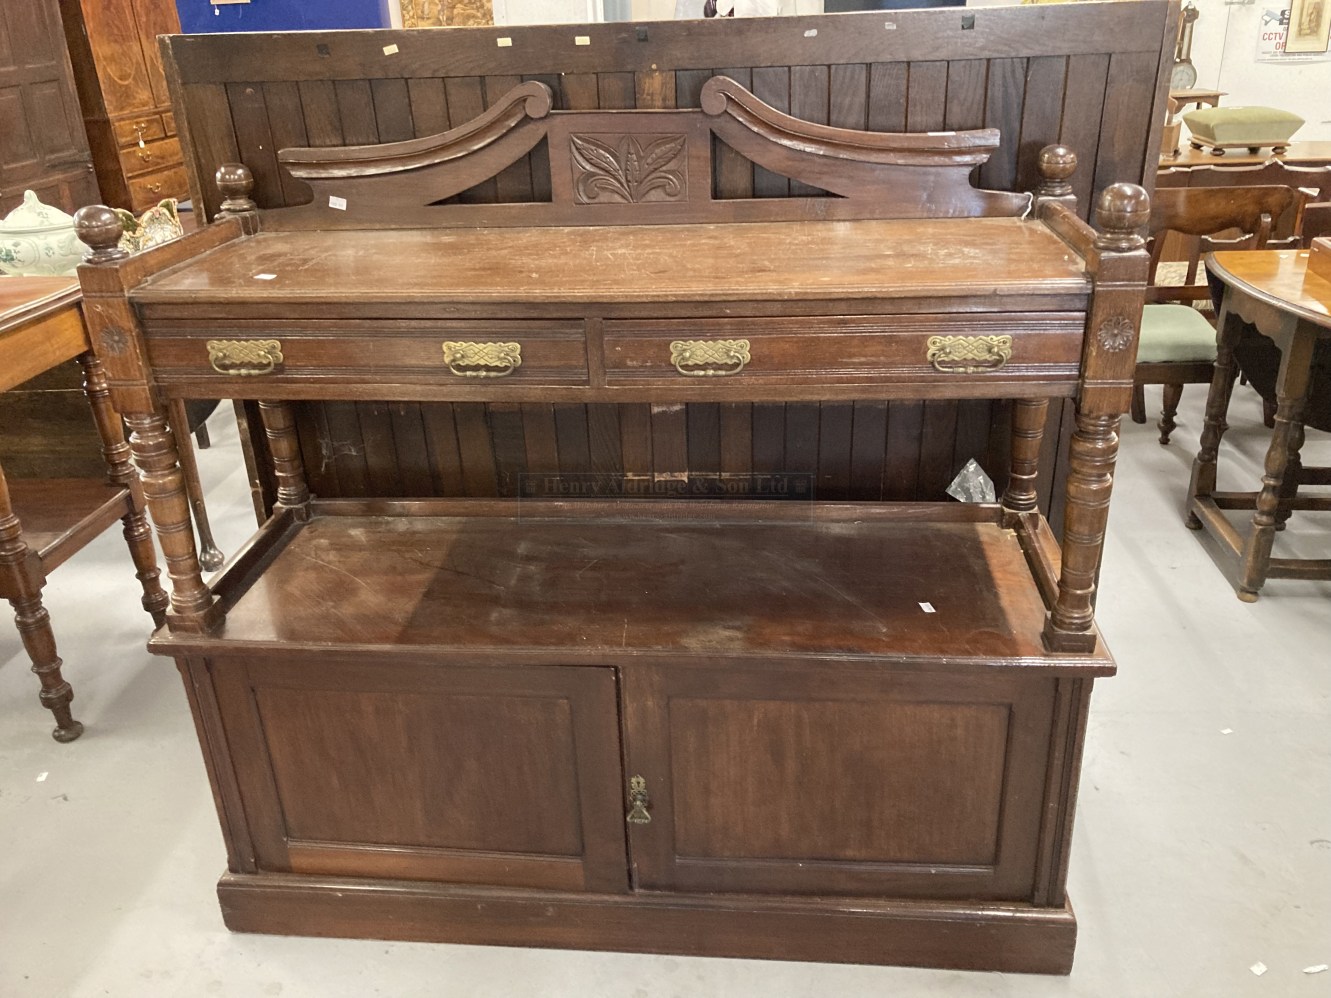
[1,388,1328,998]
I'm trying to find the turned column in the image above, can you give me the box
[1043,183,1151,653]
[80,349,170,625]
[257,401,312,519]
[74,205,223,634]
[1001,399,1050,522]
[0,464,83,742]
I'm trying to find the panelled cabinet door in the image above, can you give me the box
[71,0,154,114]
[622,664,1056,901]
[212,657,629,893]
[129,0,176,108]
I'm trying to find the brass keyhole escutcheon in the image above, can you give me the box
[627,775,651,824]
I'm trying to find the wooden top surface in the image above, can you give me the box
[169,506,1111,671]
[0,277,80,332]
[1160,141,1331,169]
[1208,249,1331,331]
[134,218,1090,307]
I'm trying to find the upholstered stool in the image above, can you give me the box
[1183,106,1304,156]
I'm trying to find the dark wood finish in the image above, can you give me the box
[80,48,1155,972]
[1189,249,1331,599]
[0,276,166,741]
[58,0,186,211]
[0,0,98,214]
[160,6,1177,527]
[1131,184,1295,444]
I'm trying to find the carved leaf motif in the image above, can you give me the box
[570,133,686,204]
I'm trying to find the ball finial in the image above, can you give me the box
[216,163,257,216]
[1095,183,1151,251]
[1038,145,1077,185]
[73,205,128,265]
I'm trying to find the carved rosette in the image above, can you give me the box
[100,326,129,357]
[570,134,687,205]
[1096,316,1136,353]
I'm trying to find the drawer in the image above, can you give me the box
[119,136,183,179]
[602,315,1085,387]
[128,166,189,212]
[113,114,166,148]
[162,110,176,136]
[144,322,589,388]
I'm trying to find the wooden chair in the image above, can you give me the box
[1131,184,1297,444]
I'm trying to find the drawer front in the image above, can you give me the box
[119,136,183,179]
[113,113,166,148]
[128,165,189,211]
[145,322,589,387]
[162,110,176,136]
[603,315,1085,387]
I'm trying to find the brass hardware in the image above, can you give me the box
[147,182,163,194]
[669,338,750,377]
[207,339,284,376]
[626,775,652,824]
[138,149,152,163]
[926,334,1012,374]
[441,340,522,378]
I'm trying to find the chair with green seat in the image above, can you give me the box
[1131,184,1298,444]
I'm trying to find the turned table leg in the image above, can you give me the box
[1001,398,1048,522]
[80,351,170,627]
[1187,304,1243,529]
[0,463,82,742]
[1237,325,1316,602]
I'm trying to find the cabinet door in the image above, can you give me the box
[623,664,1055,900]
[74,0,154,115]
[130,0,177,109]
[214,657,629,893]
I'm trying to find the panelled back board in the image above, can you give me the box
[161,2,1177,521]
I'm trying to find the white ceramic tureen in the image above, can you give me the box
[0,190,89,277]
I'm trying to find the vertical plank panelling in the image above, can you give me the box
[619,404,653,479]
[597,72,636,109]
[816,402,853,500]
[321,402,369,497]
[686,403,721,480]
[783,403,819,486]
[634,70,675,110]
[1059,54,1110,215]
[751,68,790,197]
[295,402,338,497]
[713,68,753,199]
[986,399,1014,495]
[454,404,499,496]
[867,63,907,132]
[388,402,433,496]
[225,82,283,209]
[751,404,785,478]
[370,78,414,142]
[718,403,753,487]
[917,400,960,499]
[262,81,312,206]
[980,58,1025,192]
[951,399,993,485]
[650,403,688,480]
[356,402,401,495]
[180,84,240,219]
[1092,51,1157,203]
[788,66,828,197]
[560,73,601,110]
[523,74,560,201]
[407,77,449,136]
[486,74,535,203]
[488,403,527,497]
[905,62,947,131]
[674,69,711,109]
[1016,56,1068,195]
[586,405,623,476]
[828,64,868,130]
[554,404,592,473]
[334,80,379,144]
[520,402,560,485]
[421,404,463,496]
[297,80,344,146]
[849,401,887,500]
[883,401,923,500]
[943,60,987,131]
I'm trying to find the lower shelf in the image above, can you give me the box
[217,872,1079,974]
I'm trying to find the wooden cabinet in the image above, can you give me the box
[77,58,1152,975]
[0,0,98,214]
[58,0,185,212]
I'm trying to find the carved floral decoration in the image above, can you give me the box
[570,134,688,205]
[101,326,129,357]
[1097,316,1136,352]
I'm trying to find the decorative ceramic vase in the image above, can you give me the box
[115,199,184,254]
[0,190,89,276]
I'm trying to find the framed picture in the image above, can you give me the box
[1286,0,1331,53]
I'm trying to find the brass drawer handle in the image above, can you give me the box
[207,339,284,376]
[441,340,522,378]
[926,334,1012,374]
[669,338,750,377]
[626,775,652,825]
[138,149,152,163]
